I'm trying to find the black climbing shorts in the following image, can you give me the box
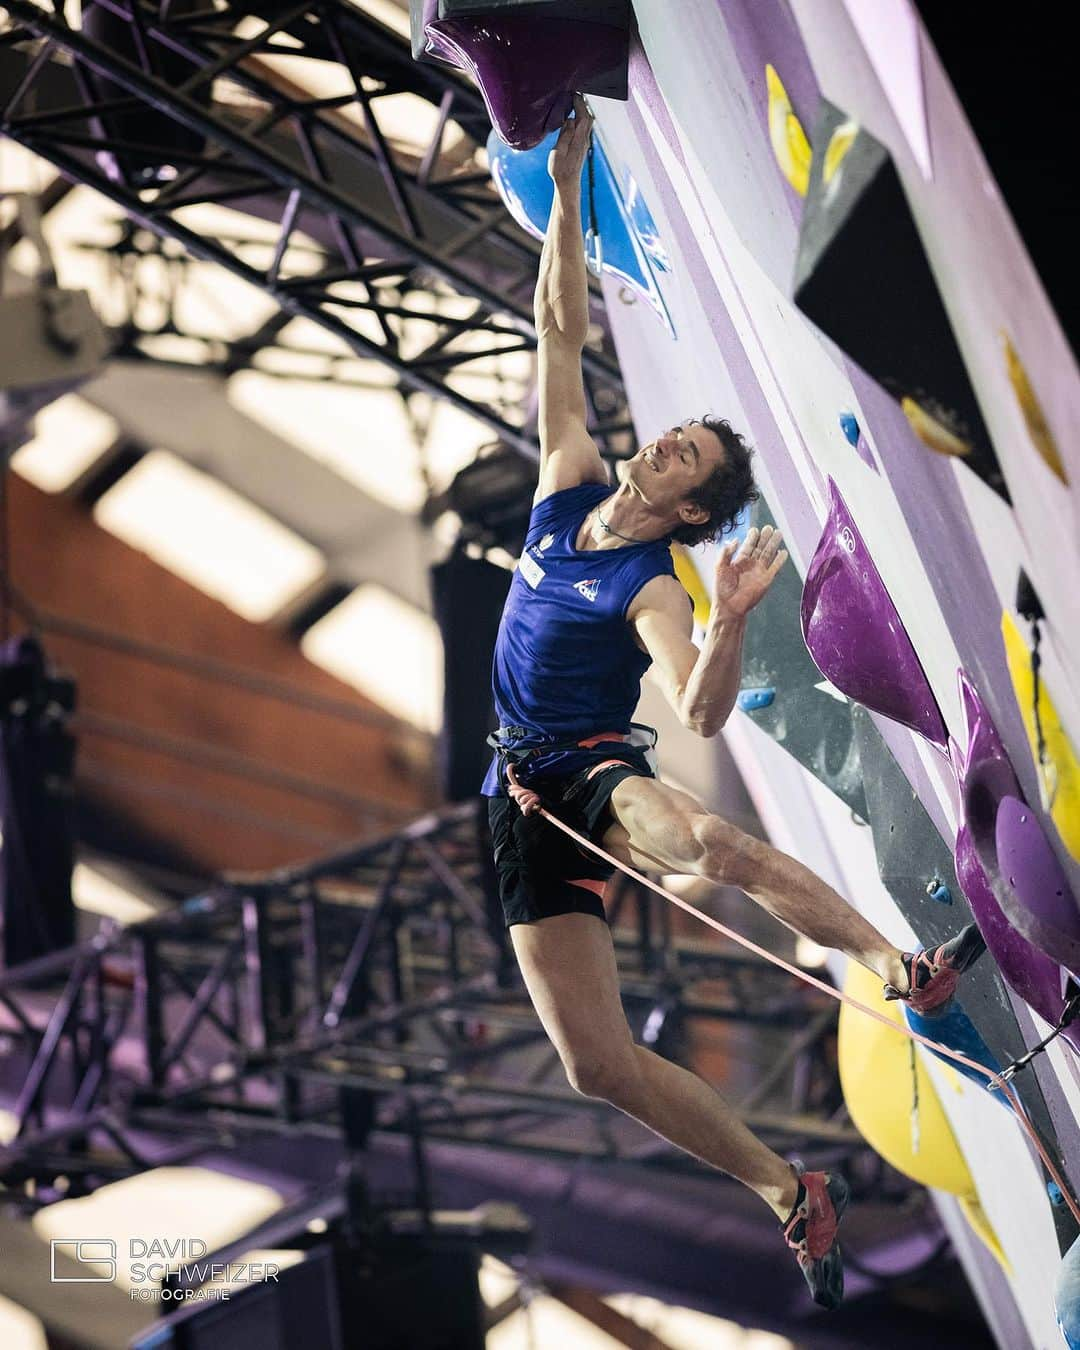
[486,743,654,928]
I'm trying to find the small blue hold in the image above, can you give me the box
[737,687,776,712]
[925,877,953,905]
[1050,1181,1066,1207]
[839,411,861,447]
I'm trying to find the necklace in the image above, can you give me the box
[594,504,650,544]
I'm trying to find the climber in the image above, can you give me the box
[482,96,984,1308]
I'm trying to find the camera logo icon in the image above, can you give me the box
[50,1239,117,1282]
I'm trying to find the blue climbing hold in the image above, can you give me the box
[839,411,860,446]
[925,878,953,905]
[737,687,776,712]
[487,128,675,333]
[1050,1181,1066,1207]
[903,1001,1010,1110]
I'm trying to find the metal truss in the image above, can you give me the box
[0,0,631,460]
[0,801,858,1201]
[63,225,538,441]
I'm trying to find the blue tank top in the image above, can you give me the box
[481,483,679,794]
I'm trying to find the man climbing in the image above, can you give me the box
[481,96,984,1309]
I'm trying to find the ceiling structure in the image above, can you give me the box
[0,0,629,456]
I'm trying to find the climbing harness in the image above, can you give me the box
[487,723,657,768]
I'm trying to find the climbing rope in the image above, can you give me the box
[532,797,1080,1227]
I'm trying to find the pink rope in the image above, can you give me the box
[536,800,1080,1227]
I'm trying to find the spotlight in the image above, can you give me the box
[425,441,536,555]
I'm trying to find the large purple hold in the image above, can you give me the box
[954,672,1022,878]
[954,824,1080,1054]
[800,478,948,747]
[416,3,629,149]
[953,674,1080,1020]
[995,796,1080,978]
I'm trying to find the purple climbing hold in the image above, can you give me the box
[413,1,629,150]
[995,795,1080,978]
[953,673,1023,878]
[954,824,1080,1053]
[800,477,948,748]
[952,673,1080,1011]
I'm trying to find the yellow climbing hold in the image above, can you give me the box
[1001,609,1080,860]
[839,964,972,1193]
[901,397,972,458]
[823,118,858,187]
[838,963,1010,1270]
[765,64,812,198]
[1002,333,1067,484]
[958,1195,1013,1275]
[671,542,710,628]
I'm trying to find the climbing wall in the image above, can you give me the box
[421,0,1080,1341]
[596,3,1080,1343]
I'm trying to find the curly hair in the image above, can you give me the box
[670,416,759,548]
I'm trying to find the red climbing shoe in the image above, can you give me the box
[782,1166,849,1310]
[883,922,987,1015]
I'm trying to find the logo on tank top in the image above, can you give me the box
[537,532,555,553]
[573,578,602,603]
[518,550,545,589]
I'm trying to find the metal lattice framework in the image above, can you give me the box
[0,0,632,460]
[62,228,539,442]
[0,802,859,1199]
